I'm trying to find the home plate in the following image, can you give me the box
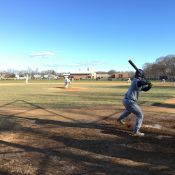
[143,124,162,129]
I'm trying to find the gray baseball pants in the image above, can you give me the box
[118,98,144,132]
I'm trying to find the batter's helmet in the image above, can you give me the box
[135,69,145,78]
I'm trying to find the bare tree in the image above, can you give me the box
[143,55,175,80]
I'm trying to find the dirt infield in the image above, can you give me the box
[0,102,174,175]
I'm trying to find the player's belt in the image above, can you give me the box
[124,98,136,102]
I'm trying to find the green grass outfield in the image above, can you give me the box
[0,80,174,109]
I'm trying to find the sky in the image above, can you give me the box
[0,0,175,73]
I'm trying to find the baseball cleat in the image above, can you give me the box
[132,131,145,136]
[117,119,126,125]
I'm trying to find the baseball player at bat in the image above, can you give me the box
[117,60,152,136]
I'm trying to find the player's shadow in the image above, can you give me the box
[55,86,65,89]
[152,102,175,108]
[0,170,10,175]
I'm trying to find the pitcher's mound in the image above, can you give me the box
[53,87,85,92]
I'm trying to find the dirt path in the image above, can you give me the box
[0,105,174,175]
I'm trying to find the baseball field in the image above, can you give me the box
[0,80,174,175]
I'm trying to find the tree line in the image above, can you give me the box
[143,55,175,81]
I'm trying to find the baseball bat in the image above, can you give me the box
[128,59,140,72]
[128,59,148,81]
[128,60,153,88]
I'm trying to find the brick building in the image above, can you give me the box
[110,73,130,79]
[69,72,96,80]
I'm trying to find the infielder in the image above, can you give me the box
[117,69,152,136]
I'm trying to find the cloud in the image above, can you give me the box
[41,61,104,68]
[81,61,103,66]
[61,61,103,67]
[30,51,55,57]
[42,63,80,68]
